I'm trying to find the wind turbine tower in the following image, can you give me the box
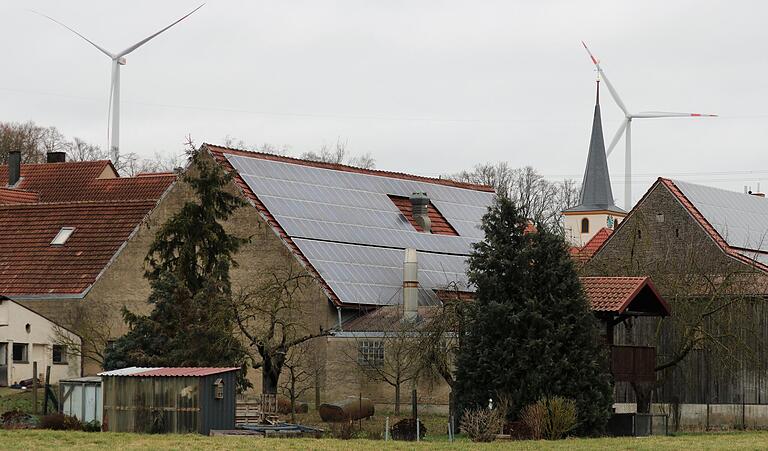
[581,42,717,210]
[35,5,205,163]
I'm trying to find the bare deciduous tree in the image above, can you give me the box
[279,342,315,422]
[586,228,767,413]
[346,309,426,415]
[52,302,116,370]
[300,138,376,169]
[448,163,579,231]
[231,265,330,394]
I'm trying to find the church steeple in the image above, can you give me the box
[563,80,626,247]
[566,80,625,214]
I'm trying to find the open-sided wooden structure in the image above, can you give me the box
[581,277,671,382]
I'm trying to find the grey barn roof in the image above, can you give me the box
[565,83,625,215]
[673,179,768,252]
[224,152,495,307]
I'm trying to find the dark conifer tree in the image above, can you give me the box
[454,196,612,435]
[105,146,250,387]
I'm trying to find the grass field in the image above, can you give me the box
[1,430,768,450]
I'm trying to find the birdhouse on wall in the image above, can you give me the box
[214,378,224,400]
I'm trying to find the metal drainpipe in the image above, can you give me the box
[337,306,343,331]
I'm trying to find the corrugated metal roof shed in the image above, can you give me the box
[98,367,159,376]
[134,367,241,377]
[98,367,239,377]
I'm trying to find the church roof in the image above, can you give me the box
[564,82,625,215]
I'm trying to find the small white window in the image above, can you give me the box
[51,227,75,245]
[53,345,67,364]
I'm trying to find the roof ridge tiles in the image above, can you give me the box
[204,143,495,192]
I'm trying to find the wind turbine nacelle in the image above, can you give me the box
[118,57,127,65]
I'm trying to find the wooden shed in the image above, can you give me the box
[98,367,238,435]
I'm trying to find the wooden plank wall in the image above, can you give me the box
[612,299,768,404]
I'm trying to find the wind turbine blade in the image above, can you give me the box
[30,10,115,59]
[581,41,600,65]
[606,119,628,156]
[597,68,629,117]
[581,42,630,116]
[634,111,718,118]
[116,3,205,57]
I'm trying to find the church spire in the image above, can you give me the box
[566,80,624,214]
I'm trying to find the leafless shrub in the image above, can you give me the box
[460,407,504,442]
[521,396,577,440]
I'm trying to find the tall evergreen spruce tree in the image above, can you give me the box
[454,196,612,435]
[105,147,250,387]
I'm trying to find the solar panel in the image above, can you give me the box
[226,154,492,306]
[674,180,768,252]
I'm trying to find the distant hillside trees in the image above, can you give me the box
[448,163,579,232]
[0,120,181,176]
[104,143,251,387]
[454,196,612,436]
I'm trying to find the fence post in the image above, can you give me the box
[32,361,38,415]
[416,417,420,442]
[43,366,51,414]
[385,416,389,441]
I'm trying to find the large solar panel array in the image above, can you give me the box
[674,180,768,252]
[226,154,495,306]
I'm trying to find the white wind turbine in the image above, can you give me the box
[34,5,205,163]
[581,42,717,210]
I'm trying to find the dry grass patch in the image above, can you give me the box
[2,429,768,450]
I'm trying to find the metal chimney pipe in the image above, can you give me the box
[409,192,431,233]
[403,248,419,322]
[7,151,21,187]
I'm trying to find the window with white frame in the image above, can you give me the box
[358,340,384,367]
[51,227,75,246]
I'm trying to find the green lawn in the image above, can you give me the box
[1,430,768,450]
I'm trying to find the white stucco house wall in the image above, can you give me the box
[0,297,81,386]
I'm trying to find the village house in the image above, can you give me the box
[0,81,670,412]
[0,151,176,381]
[0,296,81,386]
[585,176,768,422]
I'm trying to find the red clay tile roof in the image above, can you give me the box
[0,187,40,204]
[0,160,176,297]
[0,161,175,203]
[0,201,159,296]
[575,227,613,262]
[581,276,670,316]
[388,195,458,236]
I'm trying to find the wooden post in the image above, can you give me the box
[411,389,417,420]
[43,366,51,414]
[32,362,38,415]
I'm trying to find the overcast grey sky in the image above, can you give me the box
[2,1,767,207]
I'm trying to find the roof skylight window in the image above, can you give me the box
[51,227,75,246]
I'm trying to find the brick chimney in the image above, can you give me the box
[7,151,21,187]
[46,151,66,163]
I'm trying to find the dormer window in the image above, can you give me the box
[51,227,75,246]
[581,218,590,234]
